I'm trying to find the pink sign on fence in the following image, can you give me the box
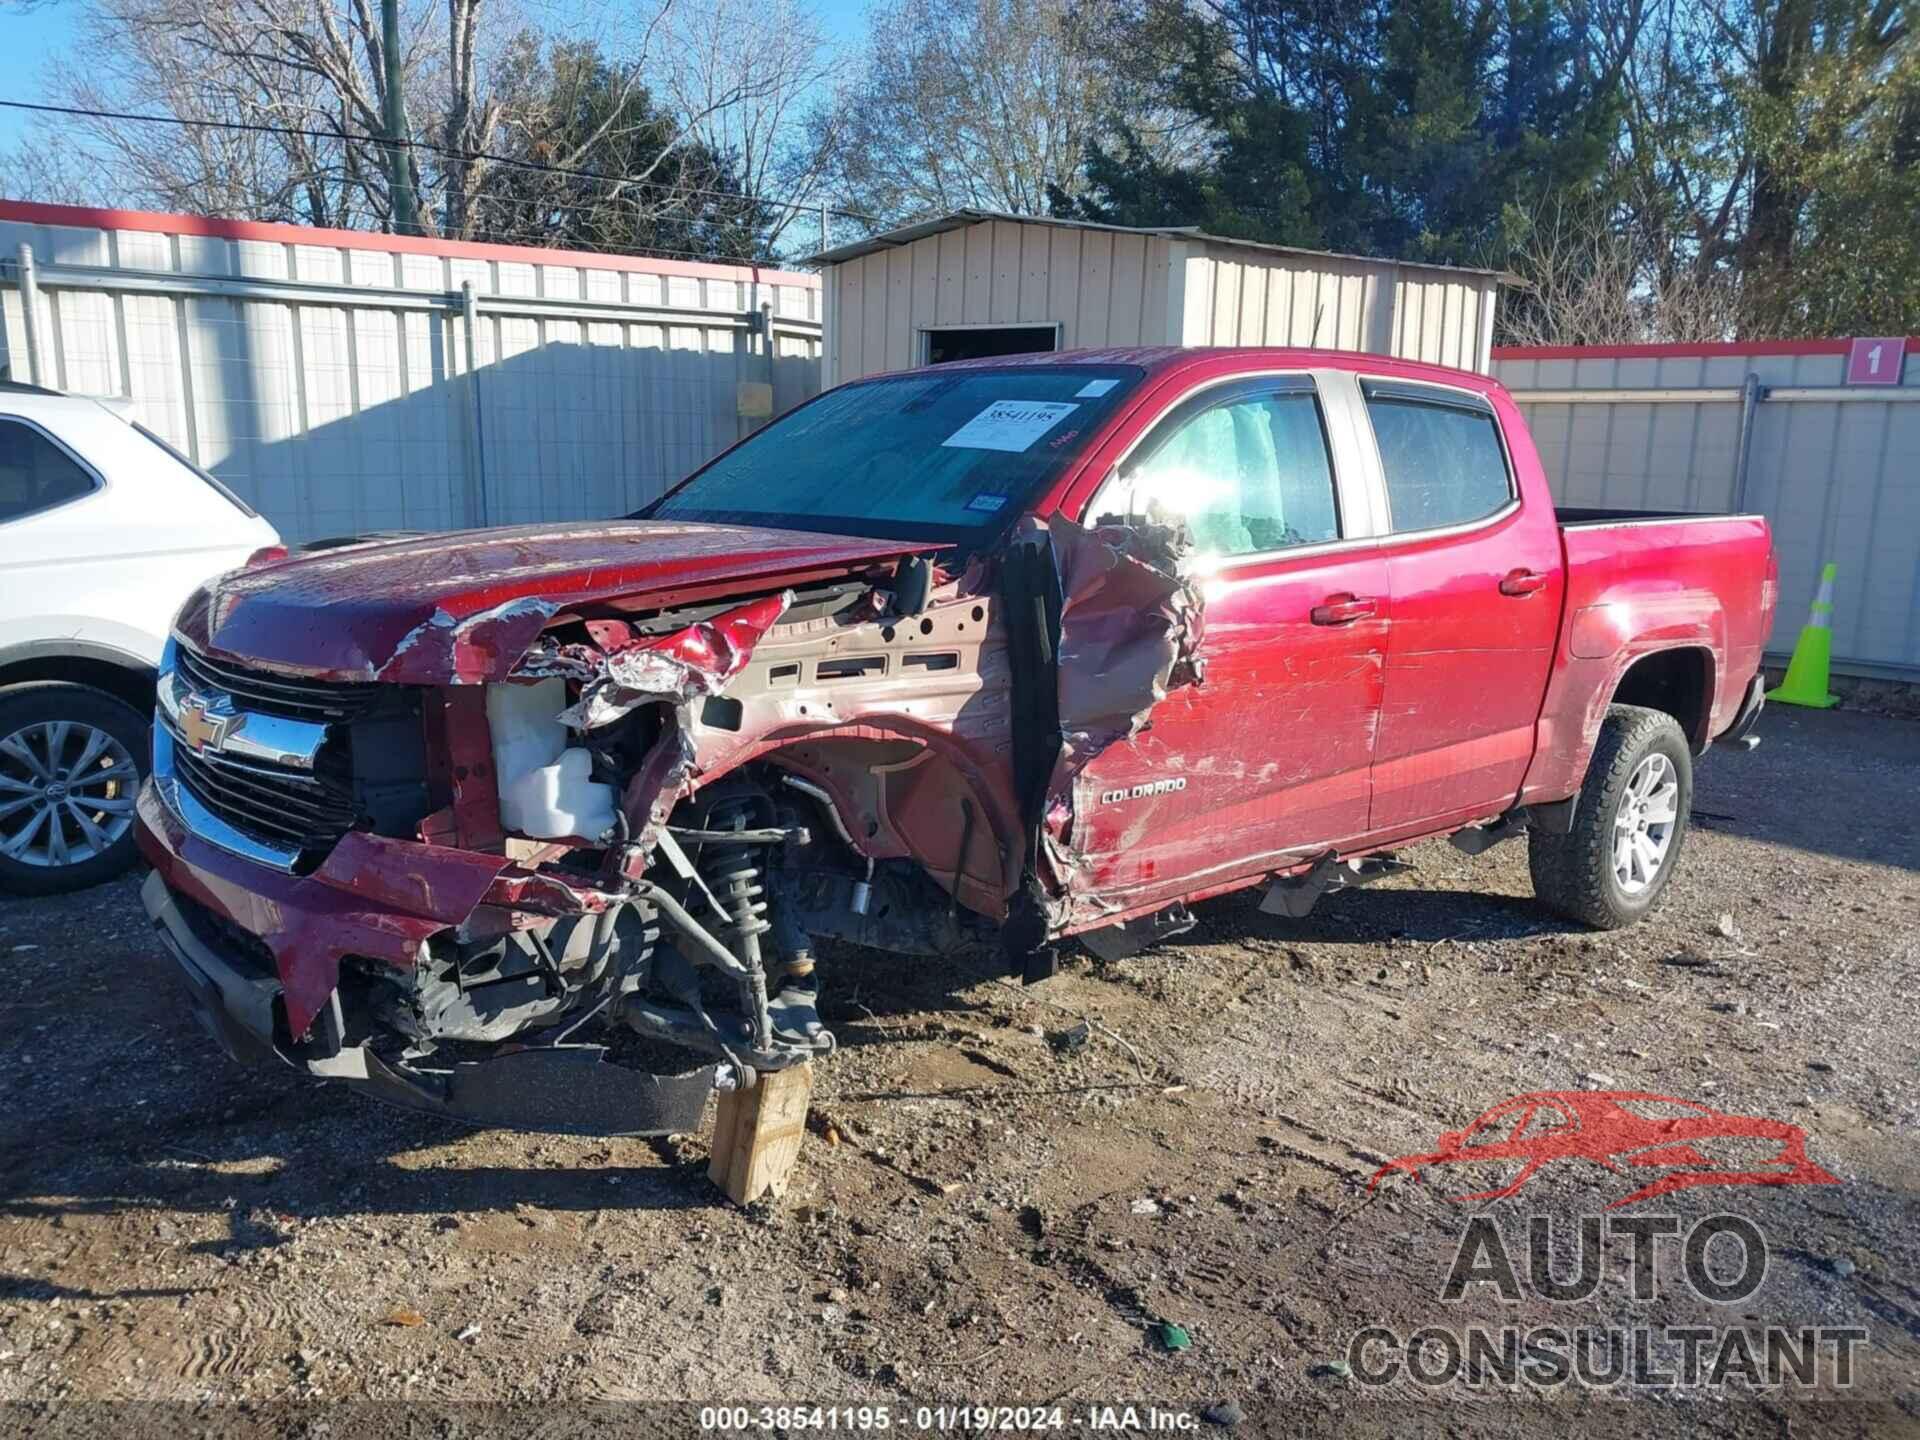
[1846,337,1908,386]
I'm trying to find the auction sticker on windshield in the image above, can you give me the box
[942,400,1078,452]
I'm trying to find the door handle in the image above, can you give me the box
[1499,569,1550,597]
[1311,594,1379,625]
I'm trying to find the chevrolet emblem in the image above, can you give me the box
[176,693,236,754]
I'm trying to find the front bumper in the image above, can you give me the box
[142,868,288,1069]
[136,782,718,1136]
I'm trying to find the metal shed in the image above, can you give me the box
[811,210,1507,385]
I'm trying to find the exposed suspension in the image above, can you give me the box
[612,776,832,1072]
[698,790,776,1054]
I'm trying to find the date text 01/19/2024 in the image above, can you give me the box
[699,1404,1205,1431]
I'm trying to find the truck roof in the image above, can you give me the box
[893,346,1502,394]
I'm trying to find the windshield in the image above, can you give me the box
[648,365,1145,545]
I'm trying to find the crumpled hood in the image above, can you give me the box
[174,519,929,684]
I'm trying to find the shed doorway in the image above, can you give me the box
[922,325,1059,366]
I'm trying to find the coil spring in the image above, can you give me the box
[702,797,771,953]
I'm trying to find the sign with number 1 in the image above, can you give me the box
[1845,337,1907,386]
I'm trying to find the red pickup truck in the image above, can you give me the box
[136,348,1775,1134]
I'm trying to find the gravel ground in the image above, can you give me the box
[1,705,1917,1437]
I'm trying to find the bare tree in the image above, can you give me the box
[0,134,117,208]
[1498,203,1752,346]
[658,0,845,250]
[815,0,1171,224]
[45,0,442,227]
[18,0,839,250]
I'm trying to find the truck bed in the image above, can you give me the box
[1517,508,1775,808]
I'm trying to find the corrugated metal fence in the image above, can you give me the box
[0,201,823,543]
[1494,341,1920,683]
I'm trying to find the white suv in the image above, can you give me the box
[0,382,281,894]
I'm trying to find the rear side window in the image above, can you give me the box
[1363,386,1512,532]
[0,419,97,523]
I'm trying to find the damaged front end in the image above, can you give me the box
[136,515,1204,1136]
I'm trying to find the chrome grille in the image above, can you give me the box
[156,641,378,871]
[165,732,357,857]
[175,645,381,724]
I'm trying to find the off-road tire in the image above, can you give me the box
[0,683,150,897]
[1528,703,1692,930]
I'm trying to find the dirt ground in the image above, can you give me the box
[2,705,1917,1437]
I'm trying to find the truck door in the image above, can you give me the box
[1356,378,1563,834]
[1061,375,1389,916]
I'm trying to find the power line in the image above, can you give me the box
[0,98,878,224]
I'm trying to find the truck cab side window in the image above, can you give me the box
[1364,391,1512,533]
[1100,389,1339,561]
[0,419,98,523]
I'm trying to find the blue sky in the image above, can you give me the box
[0,0,874,155]
[0,6,70,148]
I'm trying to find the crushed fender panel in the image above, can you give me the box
[529,591,796,730]
[997,515,1209,938]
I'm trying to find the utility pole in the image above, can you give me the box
[381,0,419,235]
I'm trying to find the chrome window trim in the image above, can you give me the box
[0,413,107,527]
[1181,531,1384,580]
[1373,496,1522,547]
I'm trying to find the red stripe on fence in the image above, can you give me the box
[1491,338,1917,361]
[0,198,820,287]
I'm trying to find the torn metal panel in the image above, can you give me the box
[145,536,1036,1120]
[378,598,561,685]
[995,516,1209,934]
[1048,516,1205,761]
[310,831,513,922]
[543,591,795,729]
[418,687,504,851]
[1042,539,1391,928]
[175,577,562,688]
[480,868,627,915]
[621,712,702,863]
[135,781,510,1039]
[176,519,929,683]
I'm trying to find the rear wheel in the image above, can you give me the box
[0,683,149,896]
[1528,704,1692,930]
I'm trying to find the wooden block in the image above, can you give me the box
[709,1062,813,1205]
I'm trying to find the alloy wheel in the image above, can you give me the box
[0,720,140,869]
[1612,751,1679,896]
